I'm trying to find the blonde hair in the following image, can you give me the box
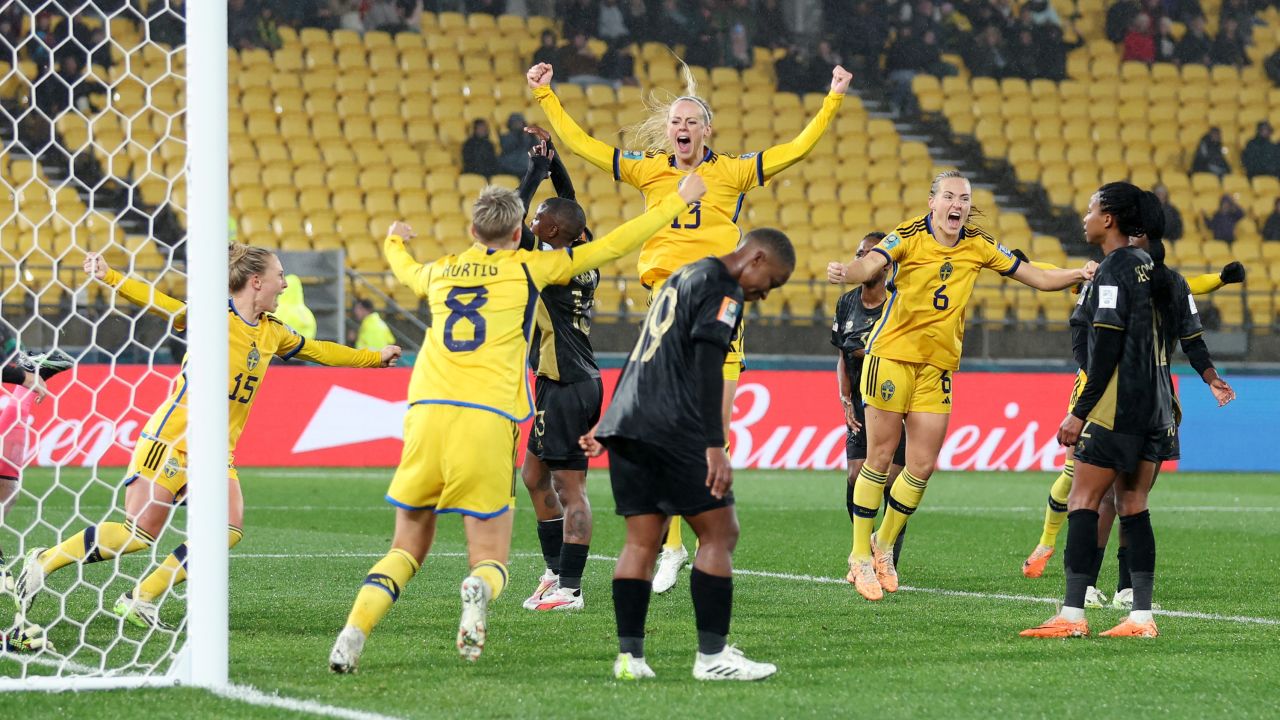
[623,56,713,154]
[471,186,524,242]
[228,243,275,292]
[929,170,969,196]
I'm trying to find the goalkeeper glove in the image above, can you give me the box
[1219,261,1245,285]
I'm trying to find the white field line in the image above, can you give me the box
[233,550,1280,627]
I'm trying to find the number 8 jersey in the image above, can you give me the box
[865,214,1020,371]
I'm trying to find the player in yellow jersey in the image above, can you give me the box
[1020,259,1245,584]
[329,177,707,671]
[826,171,1096,601]
[13,245,399,630]
[528,60,852,591]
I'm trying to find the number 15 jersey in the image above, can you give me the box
[866,214,1020,371]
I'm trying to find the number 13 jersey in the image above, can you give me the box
[866,214,1020,371]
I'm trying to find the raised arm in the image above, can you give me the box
[85,252,188,330]
[290,337,399,368]
[383,221,431,296]
[528,63,618,175]
[758,66,851,180]
[1008,259,1096,291]
[827,250,888,286]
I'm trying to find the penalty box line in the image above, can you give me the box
[234,551,1280,627]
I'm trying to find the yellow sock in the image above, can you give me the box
[1038,458,1073,547]
[135,526,243,602]
[344,548,420,636]
[41,520,155,573]
[471,560,508,601]
[851,465,888,561]
[876,469,927,551]
[664,518,683,550]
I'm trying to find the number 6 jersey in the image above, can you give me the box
[865,214,1020,371]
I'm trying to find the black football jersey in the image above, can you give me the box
[528,242,600,383]
[831,286,886,403]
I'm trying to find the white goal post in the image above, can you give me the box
[0,0,227,690]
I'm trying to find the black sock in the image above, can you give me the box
[1120,511,1155,612]
[559,543,589,590]
[892,522,906,566]
[1064,509,1099,609]
[536,518,564,575]
[1116,545,1131,593]
[846,481,856,523]
[613,578,651,658]
[690,567,732,655]
[1087,545,1106,589]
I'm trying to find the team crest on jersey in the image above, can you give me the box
[163,457,180,479]
[844,320,855,332]
[621,150,644,160]
[882,233,901,250]
[246,342,261,371]
[880,380,896,402]
[939,261,953,281]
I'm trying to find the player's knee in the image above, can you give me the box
[520,462,547,493]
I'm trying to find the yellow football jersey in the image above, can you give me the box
[534,85,843,286]
[865,215,1020,371]
[103,269,383,455]
[388,193,688,421]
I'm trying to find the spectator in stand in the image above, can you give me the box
[657,0,693,48]
[841,0,889,73]
[559,0,596,41]
[964,25,1009,78]
[363,0,409,33]
[1155,17,1177,62]
[1025,0,1060,27]
[1121,14,1156,63]
[907,0,941,38]
[724,22,753,70]
[353,299,397,351]
[1036,19,1083,80]
[468,0,504,15]
[625,0,652,44]
[1191,127,1231,177]
[498,113,537,176]
[1175,15,1212,66]
[1262,199,1280,241]
[532,29,559,67]
[1105,0,1141,43]
[936,2,970,51]
[257,5,283,50]
[1266,48,1280,87]
[462,119,501,178]
[1219,0,1253,44]
[274,275,317,341]
[1154,184,1184,241]
[1008,27,1040,78]
[774,44,819,95]
[228,0,260,49]
[148,0,185,47]
[757,0,787,49]
[1168,0,1204,23]
[557,32,609,86]
[884,26,922,114]
[1242,121,1280,179]
[684,0,723,68]
[597,0,630,44]
[1210,17,1247,68]
[1204,194,1245,242]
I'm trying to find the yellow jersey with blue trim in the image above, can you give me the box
[534,85,843,286]
[102,269,384,455]
[388,193,690,421]
[865,215,1020,371]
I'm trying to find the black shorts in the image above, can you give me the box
[527,376,603,472]
[845,403,908,465]
[1075,423,1178,474]
[603,436,734,517]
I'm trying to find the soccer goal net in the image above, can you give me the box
[0,0,227,689]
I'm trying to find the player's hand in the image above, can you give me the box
[705,447,733,499]
[524,125,551,143]
[1080,260,1098,281]
[579,426,605,457]
[1209,376,1236,406]
[529,139,554,166]
[827,261,849,284]
[843,404,861,433]
[83,252,108,280]
[677,173,707,204]
[21,371,47,403]
[527,63,553,89]
[830,65,853,95]
[1219,261,1245,285]
[378,345,402,367]
[387,221,415,240]
[1057,414,1084,447]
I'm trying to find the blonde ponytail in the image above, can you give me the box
[622,55,713,153]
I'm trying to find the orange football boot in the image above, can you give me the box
[1022,544,1055,579]
[1020,615,1090,638]
[1100,618,1159,638]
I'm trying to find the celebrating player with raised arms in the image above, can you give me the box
[329,175,707,672]
[581,228,796,682]
[528,59,851,592]
[826,171,1095,601]
[13,247,401,629]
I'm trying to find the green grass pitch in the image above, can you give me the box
[3,467,1278,718]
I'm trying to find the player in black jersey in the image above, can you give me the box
[581,229,795,682]
[831,232,908,572]
[1023,183,1177,639]
[511,129,602,613]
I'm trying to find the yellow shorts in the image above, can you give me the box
[124,436,240,503]
[648,279,745,382]
[385,403,518,518]
[1067,370,1087,413]
[860,355,953,415]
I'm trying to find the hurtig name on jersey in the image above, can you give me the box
[441,262,501,279]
